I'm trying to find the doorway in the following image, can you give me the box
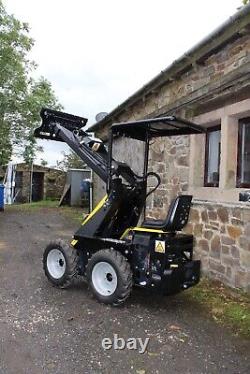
[14,171,23,203]
[32,172,44,201]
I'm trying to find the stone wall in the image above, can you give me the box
[44,169,66,200]
[21,170,32,202]
[92,137,145,206]
[146,135,190,220]
[93,173,106,206]
[185,202,250,292]
[95,33,250,140]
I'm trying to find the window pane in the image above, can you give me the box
[239,122,250,186]
[205,129,221,186]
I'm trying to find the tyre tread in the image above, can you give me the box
[43,239,78,288]
[87,248,132,306]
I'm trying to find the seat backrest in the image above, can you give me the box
[164,195,192,232]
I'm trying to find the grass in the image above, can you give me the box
[60,205,85,224]
[188,278,250,338]
[7,199,59,209]
[6,199,86,224]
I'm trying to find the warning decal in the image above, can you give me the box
[155,240,165,253]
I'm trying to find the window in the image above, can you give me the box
[204,126,221,187]
[237,118,250,188]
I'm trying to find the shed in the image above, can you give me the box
[0,163,66,203]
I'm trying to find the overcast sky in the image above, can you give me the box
[5,0,241,166]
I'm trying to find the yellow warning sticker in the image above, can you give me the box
[155,240,165,253]
[71,239,78,247]
[170,264,179,268]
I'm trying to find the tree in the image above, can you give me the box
[242,0,250,5]
[18,77,61,164]
[56,150,87,171]
[40,159,48,167]
[0,0,61,166]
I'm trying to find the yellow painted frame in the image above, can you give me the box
[120,226,166,239]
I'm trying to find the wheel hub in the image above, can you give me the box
[106,273,113,282]
[59,258,64,267]
[47,249,66,279]
[92,262,117,296]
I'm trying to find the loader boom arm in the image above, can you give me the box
[34,108,138,186]
[56,124,109,182]
[34,108,109,182]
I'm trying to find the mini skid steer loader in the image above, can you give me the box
[35,108,206,306]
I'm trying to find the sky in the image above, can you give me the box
[5,0,242,166]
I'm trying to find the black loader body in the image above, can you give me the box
[35,108,206,305]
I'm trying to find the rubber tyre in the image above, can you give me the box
[86,249,132,306]
[43,239,78,288]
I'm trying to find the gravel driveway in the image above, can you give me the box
[0,206,249,374]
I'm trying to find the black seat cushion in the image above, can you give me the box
[142,195,192,232]
[142,219,166,229]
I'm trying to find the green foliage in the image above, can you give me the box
[40,159,48,167]
[56,150,87,171]
[0,0,61,166]
[189,278,250,337]
[242,0,250,5]
[19,77,61,165]
[8,201,84,223]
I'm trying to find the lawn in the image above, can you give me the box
[6,199,85,224]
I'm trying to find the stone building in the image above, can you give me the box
[90,5,250,291]
[0,163,66,203]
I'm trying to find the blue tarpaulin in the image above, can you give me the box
[0,184,4,211]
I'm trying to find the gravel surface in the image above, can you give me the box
[0,207,249,374]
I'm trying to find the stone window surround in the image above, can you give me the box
[237,118,250,188]
[204,125,221,188]
[189,98,250,204]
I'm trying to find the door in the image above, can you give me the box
[14,171,23,203]
[32,172,44,201]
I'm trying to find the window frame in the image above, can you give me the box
[237,117,250,188]
[204,125,221,188]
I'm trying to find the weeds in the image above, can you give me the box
[188,278,250,338]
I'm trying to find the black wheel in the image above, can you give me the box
[43,239,78,288]
[86,249,132,306]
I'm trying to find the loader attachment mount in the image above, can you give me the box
[34,108,88,141]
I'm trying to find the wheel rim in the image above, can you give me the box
[92,261,118,296]
[47,249,66,279]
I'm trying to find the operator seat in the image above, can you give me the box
[142,195,192,232]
